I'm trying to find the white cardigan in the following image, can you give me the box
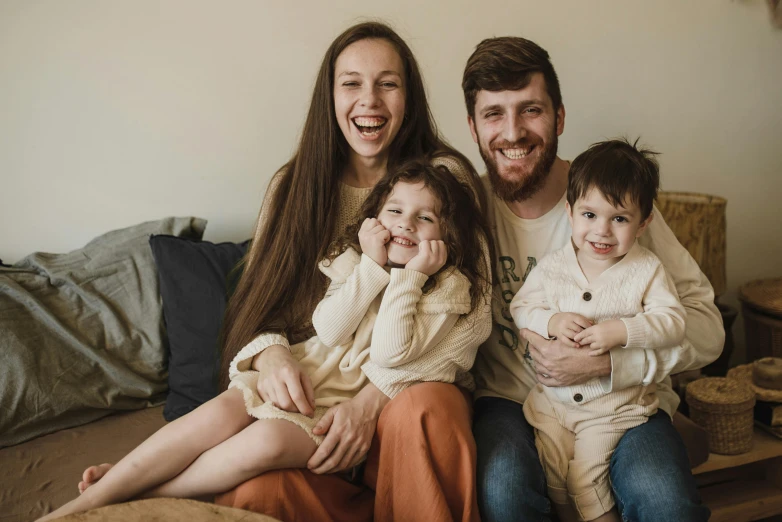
[510,241,686,404]
[474,175,724,416]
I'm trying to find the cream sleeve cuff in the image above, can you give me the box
[389,267,429,290]
[608,346,650,392]
[229,332,290,378]
[533,310,557,339]
[621,316,647,349]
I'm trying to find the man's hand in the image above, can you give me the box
[574,319,628,356]
[252,345,315,417]
[405,239,447,276]
[547,312,593,348]
[307,384,389,474]
[358,218,390,267]
[521,328,611,387]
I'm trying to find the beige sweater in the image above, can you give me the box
[231,156,493,397]
[230,248,473,409]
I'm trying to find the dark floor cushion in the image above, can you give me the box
[149,235,248,421]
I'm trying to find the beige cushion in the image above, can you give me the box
[54,498,279,522]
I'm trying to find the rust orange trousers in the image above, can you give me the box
[215,382,479,522]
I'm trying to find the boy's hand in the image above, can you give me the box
[574,319,628,355]
[405,240,447,276]
[548,313,592,348]
[358,218,390,267]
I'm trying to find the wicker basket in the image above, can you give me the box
[739,278,782,361]
[685,377,755,455]
[656,191,727,297]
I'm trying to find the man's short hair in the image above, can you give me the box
[462,37,562,118]
[567,138,660,221]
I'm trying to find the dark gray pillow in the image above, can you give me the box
[149,235,248,421]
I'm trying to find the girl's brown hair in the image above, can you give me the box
[218,22,480,390]
[328,159,490,310]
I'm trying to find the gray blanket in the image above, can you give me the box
[0,217,206,447]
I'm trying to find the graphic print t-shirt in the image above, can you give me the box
[473,175,572,403]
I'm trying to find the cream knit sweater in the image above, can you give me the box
[229,248,473,435]
[510,241,686,404]
[232,156,492,397]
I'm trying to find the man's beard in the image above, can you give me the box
[480,125,558,203]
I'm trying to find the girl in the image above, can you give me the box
[40,159,491,521]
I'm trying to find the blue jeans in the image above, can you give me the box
[473,397,709,522]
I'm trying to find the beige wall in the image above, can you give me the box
[1,0,781,362]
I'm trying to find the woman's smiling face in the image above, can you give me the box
[333,38,406,168]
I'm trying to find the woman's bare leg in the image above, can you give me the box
[140,418,317,499]
[38,388,252,521]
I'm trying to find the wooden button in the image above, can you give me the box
[583,292,592,301]
[574,393,583,402]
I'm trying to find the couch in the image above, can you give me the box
[0,218,708,521]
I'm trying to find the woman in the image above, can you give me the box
[83,21,492,522]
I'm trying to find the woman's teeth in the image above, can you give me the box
[353,117,387,135]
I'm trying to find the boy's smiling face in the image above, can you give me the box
[567,188,651,266]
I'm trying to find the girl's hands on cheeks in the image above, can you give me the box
[359,218,391,267]
[405,240,447,276]
[547,313,592,348]
[574,319,628,356]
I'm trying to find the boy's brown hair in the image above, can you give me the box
[567,138,660,220]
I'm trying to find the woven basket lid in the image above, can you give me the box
[739,278,782,318]
[727,363,782,402]
[686,377,755,413]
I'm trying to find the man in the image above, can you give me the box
[462,37,723,522]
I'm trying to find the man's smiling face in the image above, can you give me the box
[468,72,565,202]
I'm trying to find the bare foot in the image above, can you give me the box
[78,463,113,494]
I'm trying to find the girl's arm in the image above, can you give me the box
[312,251,390,347]
[362,262,491,398]
[369,268,462,368]
[362,156,493,396]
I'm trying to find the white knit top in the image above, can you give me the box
[232,156,493,397]
[230,248,473,403]
[510,241,686,404]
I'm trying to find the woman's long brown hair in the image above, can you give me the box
[219,21,482,390]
